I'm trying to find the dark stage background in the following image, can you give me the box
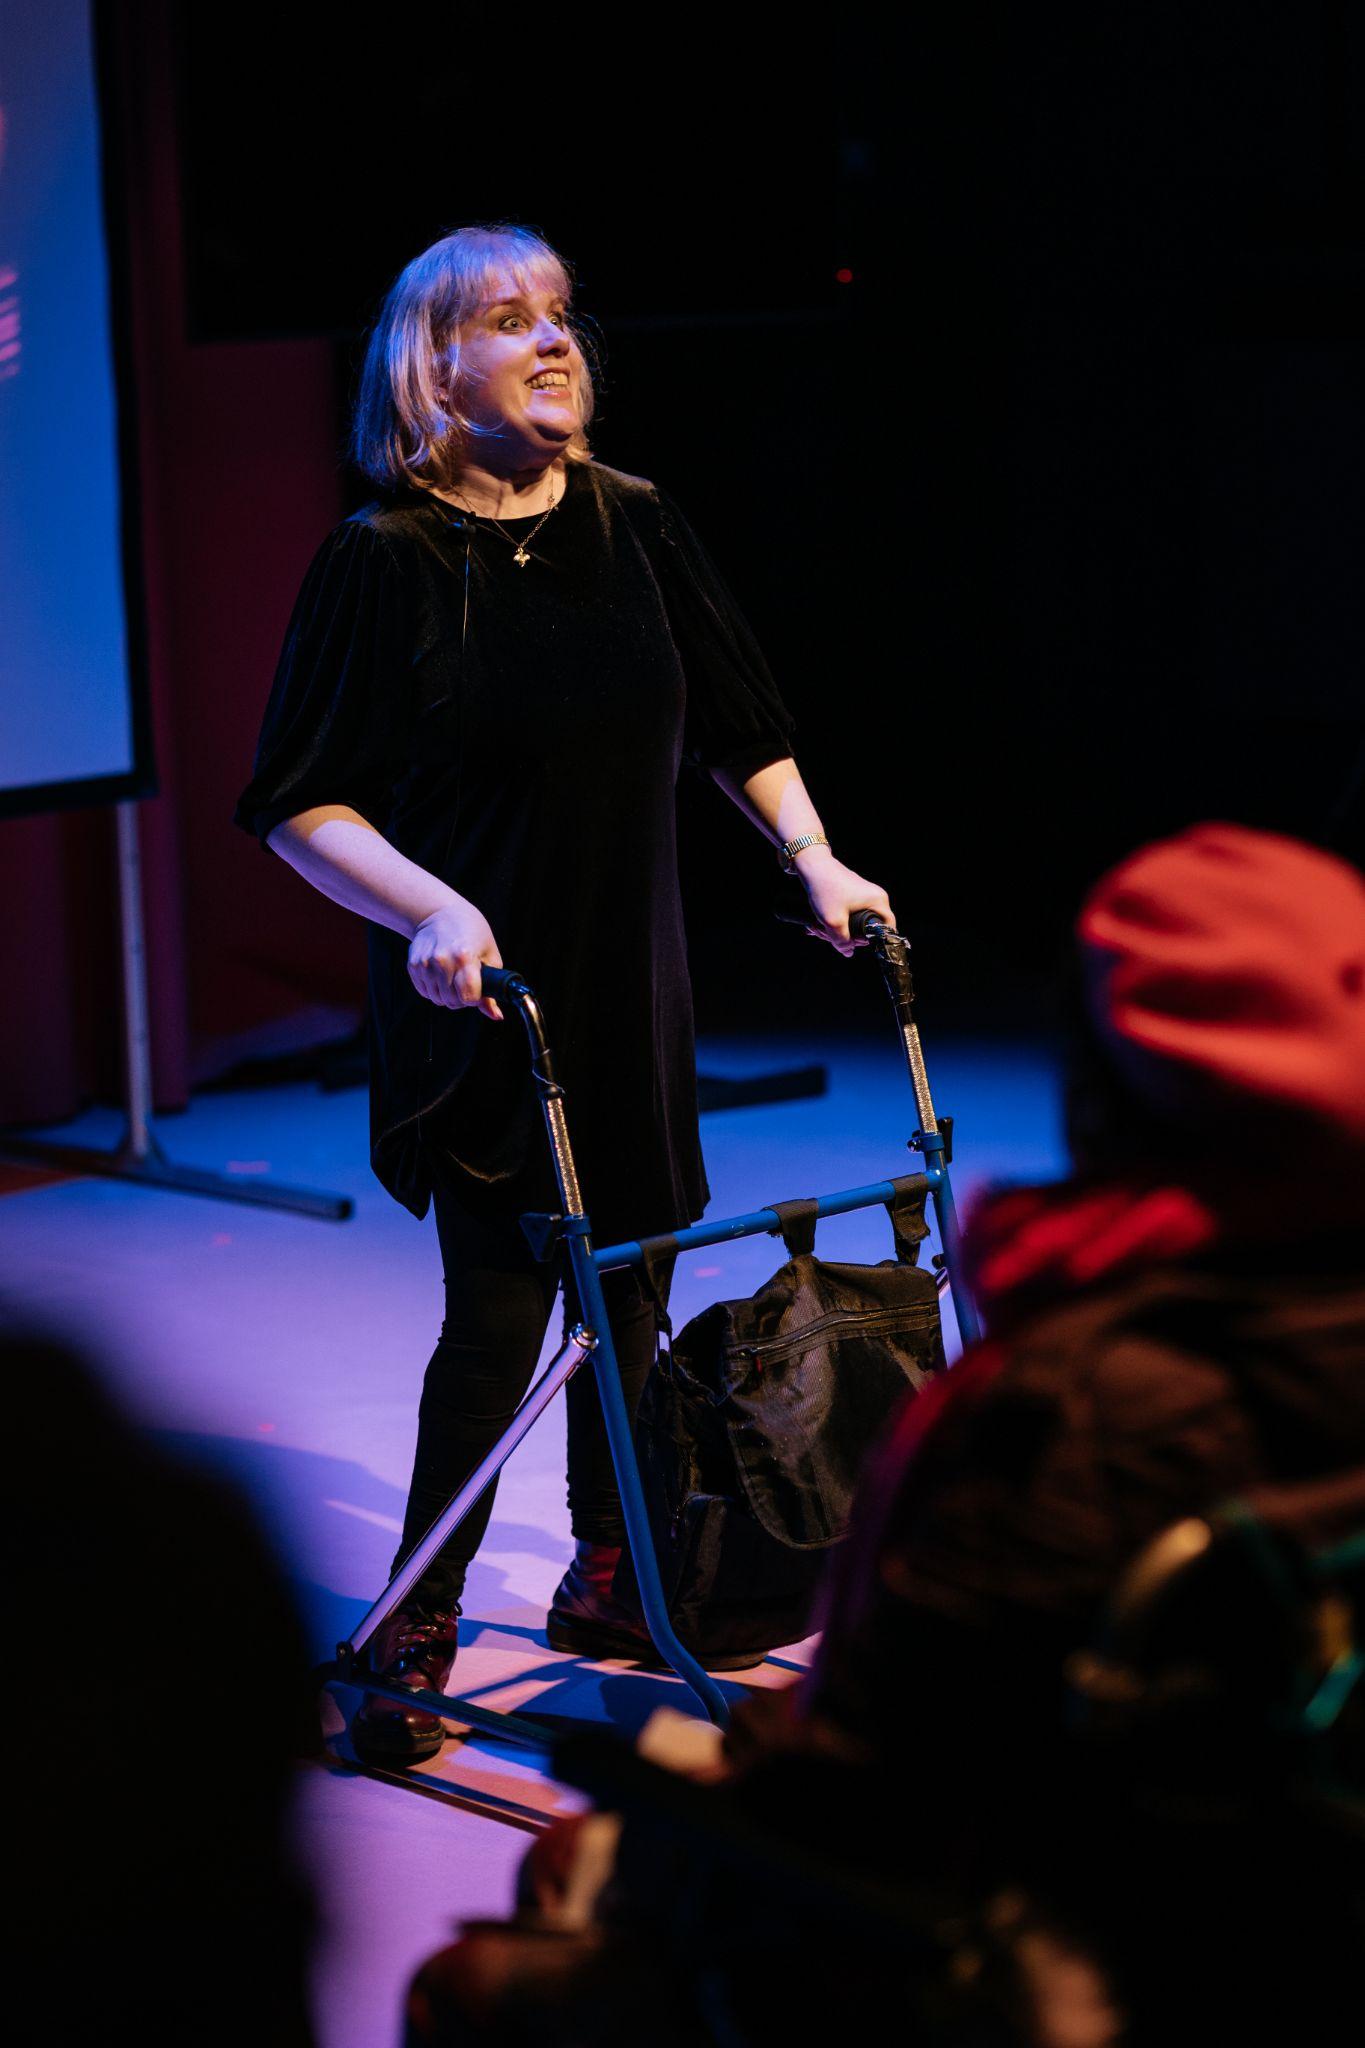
[3,4,1363,1124]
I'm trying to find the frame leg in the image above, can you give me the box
[565,1237,732,1728]
[341,1327,596,1662]
[921,1143,982,1349]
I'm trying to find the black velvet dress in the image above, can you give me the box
[233,459,796,1243]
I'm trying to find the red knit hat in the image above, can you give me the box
[1078,823,1365,1146]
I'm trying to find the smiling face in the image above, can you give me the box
[451,271,584,466]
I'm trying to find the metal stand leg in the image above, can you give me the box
[565,1235,732,1729]
[0,804,352,1220]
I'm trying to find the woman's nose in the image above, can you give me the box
[537,321,570,352]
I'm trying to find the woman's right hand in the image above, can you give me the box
[407,901,504,1020]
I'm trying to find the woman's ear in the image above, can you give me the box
[432,336,461,410]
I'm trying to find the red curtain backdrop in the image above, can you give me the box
[0,0,363,1129]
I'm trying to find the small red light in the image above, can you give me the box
[835,267,854,284]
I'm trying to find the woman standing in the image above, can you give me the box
[234,224,895,1764]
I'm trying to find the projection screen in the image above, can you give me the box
[0,0,153,820]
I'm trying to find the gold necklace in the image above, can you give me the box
[448,470,562,567]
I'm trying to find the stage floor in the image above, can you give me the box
[0,1027,1063,2048]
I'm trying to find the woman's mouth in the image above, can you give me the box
[527,371,571,392]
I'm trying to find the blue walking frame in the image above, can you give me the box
[327,914,980,1742]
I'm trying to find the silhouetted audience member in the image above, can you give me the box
[403,823,1365,2045]
[5,1320,315,2047]
[792,824,1365,1834]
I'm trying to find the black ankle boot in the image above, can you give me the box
[351,1602,461,1767]
[546,1541,762,1671]
[546,1540,644,1659]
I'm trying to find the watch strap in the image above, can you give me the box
[779,833,831,873]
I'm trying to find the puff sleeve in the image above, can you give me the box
[232,519,414,849]
[650,485,797,781]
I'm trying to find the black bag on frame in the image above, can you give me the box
[614,1174,946,1661]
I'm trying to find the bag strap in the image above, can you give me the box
[637,1232,679,1339]
[767,1197,819,1259]
[885,1173,931,1264]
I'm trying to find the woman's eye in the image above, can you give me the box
[497,311,567,331]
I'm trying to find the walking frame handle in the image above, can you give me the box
[846,914,983,1349]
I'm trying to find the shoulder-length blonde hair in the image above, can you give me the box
[350,223,597,492]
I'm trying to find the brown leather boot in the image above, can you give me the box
[546,1541,763,1671]
[351,1602,460,1766]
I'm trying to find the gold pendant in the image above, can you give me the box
[514,547,530,567]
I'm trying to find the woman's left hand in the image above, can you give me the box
[795,850,896,957]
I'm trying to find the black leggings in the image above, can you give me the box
[392,1184,674,1613]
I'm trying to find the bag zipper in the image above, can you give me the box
[728,1302,939,1369]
